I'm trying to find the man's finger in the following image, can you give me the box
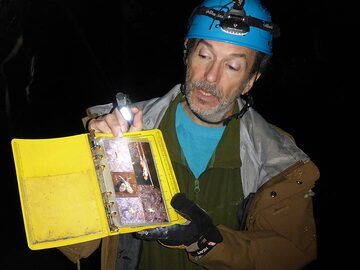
[113,108,130,135]
[171,193,198,220]
[130,107,143,132]
[135,223,194,243]
[171,193,210,226]
[88,118,112,133]
[88,113,122,137]
[103,112,123,137]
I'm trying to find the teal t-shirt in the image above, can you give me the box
[175,104,225,179]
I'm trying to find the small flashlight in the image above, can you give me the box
[115,92,134,125]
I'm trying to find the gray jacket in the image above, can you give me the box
[82,84,314,270]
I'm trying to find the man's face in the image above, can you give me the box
[184,39,257,123]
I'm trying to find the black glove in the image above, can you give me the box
[135,193,223,258]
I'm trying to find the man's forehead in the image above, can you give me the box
[198,39,256,58]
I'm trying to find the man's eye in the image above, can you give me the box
[199,53,208,59]
[227,64,239,71]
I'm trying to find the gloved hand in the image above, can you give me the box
[135,193,222,258]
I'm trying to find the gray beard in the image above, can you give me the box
[184,72,245,123]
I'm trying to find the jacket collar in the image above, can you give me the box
[137,84,310,197]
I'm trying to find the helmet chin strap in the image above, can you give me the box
[180,84,253,126]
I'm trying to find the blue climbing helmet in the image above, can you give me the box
[186,0,279,55]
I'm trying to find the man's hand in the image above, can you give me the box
[135,193,222,258]
[88,107,143,137]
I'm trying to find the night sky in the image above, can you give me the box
[0,0,352,268]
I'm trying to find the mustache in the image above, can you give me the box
[189,80,223,99]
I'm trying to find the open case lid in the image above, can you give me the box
[12,134,109,250]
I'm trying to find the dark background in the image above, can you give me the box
[0,0,352,269]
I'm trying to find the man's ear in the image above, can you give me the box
[242,73,261,95]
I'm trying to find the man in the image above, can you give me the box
[60,0,319,269]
